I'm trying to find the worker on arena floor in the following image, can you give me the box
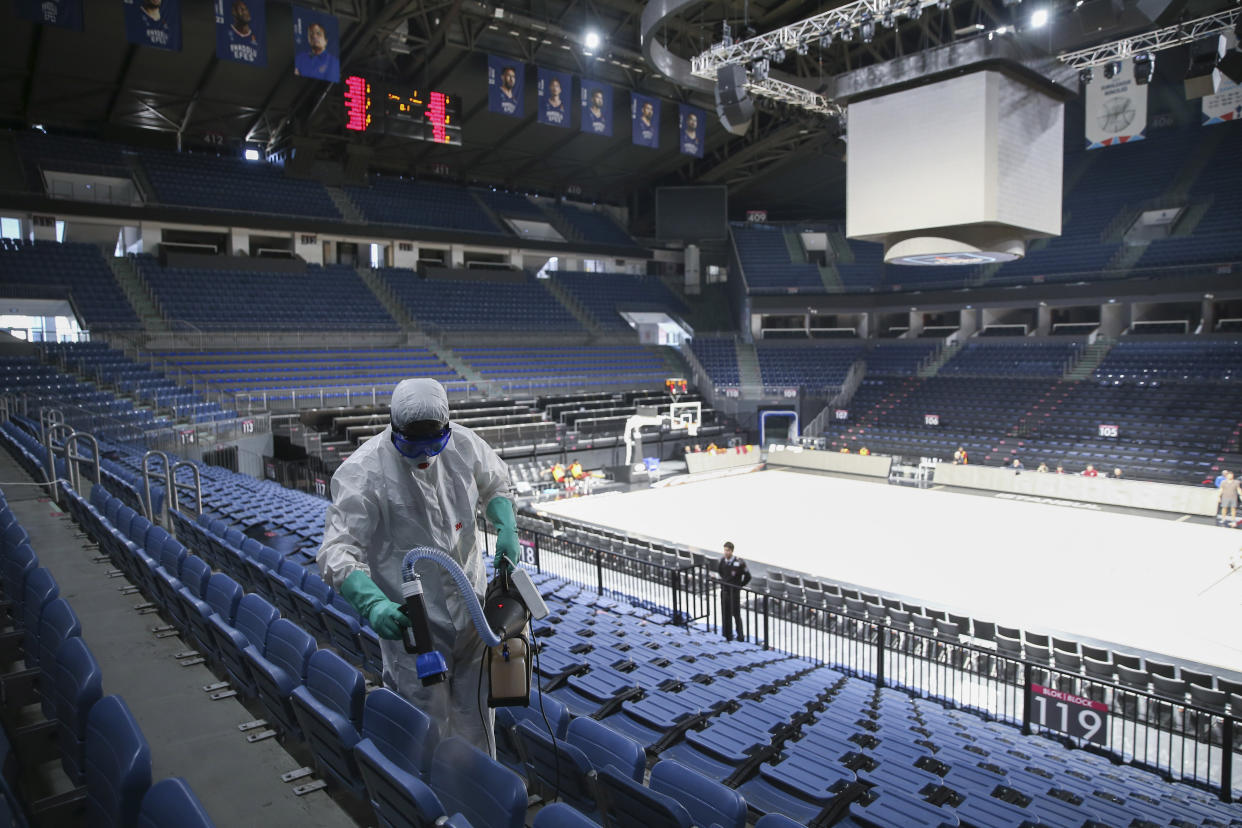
[317,378,521,757]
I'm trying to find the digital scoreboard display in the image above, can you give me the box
[344,75,462,146]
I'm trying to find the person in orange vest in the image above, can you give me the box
[705,442,719,454]
[569,459,584,480]
[953,446,968,465]
[859,446,870,456]
[551,462,566,484]
[839,446,850,454]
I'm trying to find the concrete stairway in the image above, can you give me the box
[108,256,169,333]
[818,264,844,292]
[354,266,412,328]
[916,342,961,378]
[435,347,485,385]
[1063,340,1113,381]
[734,340,763,393]
[542,278,602,336]
[325,186,365,224]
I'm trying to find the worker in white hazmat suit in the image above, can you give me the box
[317,378,520,757]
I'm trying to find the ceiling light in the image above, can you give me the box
[1030,8,1048,27]
[583,30,601,51]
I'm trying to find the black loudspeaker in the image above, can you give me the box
[1219,49,1242,85]
[715,64,753,136]
[1185,36,1225,98]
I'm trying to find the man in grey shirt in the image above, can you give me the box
[1219,470,1239,526]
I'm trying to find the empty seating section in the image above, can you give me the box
[344,178,502,233]
[938,340,1082,377]
[140,150,341,219]
[375,267,580,331]
[138,259,396,330]
[471,188,550,222]
[549,204,639,248]
[0,240,138,330]
[0,487,214,825]
[1134,120,1242,269]
[689,336,740,386]
[453,346,670,389]
[756,344,863,390]
[15,130,130,180]
[1096,339,1242,382]
[553,271,687,330]
[863,342,938,376]
[152,348,457,399]
[732,224,824,293]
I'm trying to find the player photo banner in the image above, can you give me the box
[537,67,573,128]
[580,82,613,136]
[631,92,660,149]
[124,0,181,51]
[1202,74,1242,125]
[678,104,705,157]
[14,0,83,29]
[488,56,525,118]
[1085,61,1146,149]
[292,6,340,83]
[216,0,266,66]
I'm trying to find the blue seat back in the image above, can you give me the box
[202,573,243,624]
[36,598,82,675]
[567,716,644,781]
[128,515,153,547]
[255,546,281,573]
[177,556,211,598]
[596,764,691,828]
[305,649,365,727]
[263,618,316,683]
[649,760,747,828]
[137,777,214,828]
[240,537,264,559]
[224,527,246,549]
[22,566,59,640]
[144,526,171,555]
[114,505,138,538]
[53,636,102,784]
[361,688,440,779]
[158,540,186,575]
[276,559,306,589]
[2,542,36,600]
[515,721,595,808]
[233,594,278,649]
[754,814,805,828]
[84,696,152,827]
[431,737,527,828]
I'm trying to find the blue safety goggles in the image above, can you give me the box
[391,423,452,460]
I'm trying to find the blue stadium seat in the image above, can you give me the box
[321,594,365,666]
[494,688,570,773]
[754,814,804,828]
[532,803,603,827]
[207,593,279,699]
[289,649,367,796]
[35,598,81,713]
[1,542,36,607]
[430,737,527,828]
[649,759,748,828]
[189,573,243,663]
[242,617,316,739]
[595,763,692,828]
[84,695,153,827]
[847,788,959,828]
[289,570,333,640]
[514,720,599,811]
[354,688,446,828]
[137,777,215,827]
[51,635,102,785]
[21,567,59,667]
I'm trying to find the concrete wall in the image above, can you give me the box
[766,446,893,478]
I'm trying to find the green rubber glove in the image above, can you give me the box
[340,570,410,640]
[486,496,520,572]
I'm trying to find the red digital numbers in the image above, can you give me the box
[344,75,369,132]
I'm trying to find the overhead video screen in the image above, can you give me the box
[655,186,728,243]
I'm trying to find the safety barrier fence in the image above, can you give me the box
[488,515,1240,801]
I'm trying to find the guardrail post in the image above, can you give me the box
[1222,718,1234,803]
[1021,666,1034,736]
[671,569,682,626]
[595,549,604,596]
[875,625,886,688]
[762,596,770,650]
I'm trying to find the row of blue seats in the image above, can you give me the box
[0,493,213,826]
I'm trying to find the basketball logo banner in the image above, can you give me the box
[537,67,573,128]
[631,92,659,148]
[1202,75,1242,125]
[1085,61,1146,149]
[679,104,705,157]
[292,6,340,82]
[15,0,83,29]
[216,0,266,66]
[124,0,181,51]
[488,56,525,118]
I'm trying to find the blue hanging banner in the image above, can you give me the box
[679,104,705,157]
[14,0,84,30]
[580,81,613,137]
[537,67,573,128]
[215,0,266,66]
[487,55,525,118]
[123,0,181,51]
[631,92,660,148]
[292,5,340,82]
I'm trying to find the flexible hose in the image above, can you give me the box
[401,546,503,647]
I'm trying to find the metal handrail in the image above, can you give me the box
[64,432,100,495]
[171,460,202,516]
[141,450,172,525]
[43,422,75,501]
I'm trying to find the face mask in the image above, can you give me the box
[391,424,451,470]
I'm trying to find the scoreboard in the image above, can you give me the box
[344,75,462,146]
